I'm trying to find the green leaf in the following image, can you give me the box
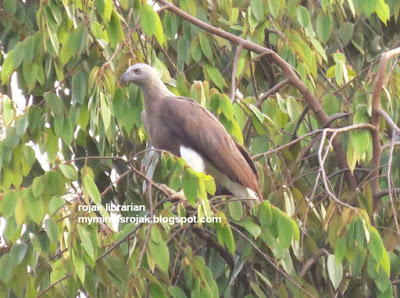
[32,177,44,198]
[83,175,101,205]
[72,72,87,104]
[44,218,58,243]
[59,164,77,180]
[322,94,339,116]
[154,12,164,46]
[204,64,225,91]
[375,266,390,293]
[349,247,366,277]
[0,254,14,283]
[29,233,42,253]
[251,135,270,155]
[363,0,376,16]
[222,225,235,254]
[228,201,243,221]
[350,130,370,157]
[368,227,384,262]
[334,237,346,262]
[268,0,280,18]
[149,240,170,273]
[53,114,64,137]
[47,170,62,196]
[0,50,15,83]
[310,37,327,62]
[4,0,17,14]
[151,226,162,244]
[107,12,125,48]
[191,39,203,62]
[10,243,28,266]
[336,22,354,46]
[149,282,167,298]
[296,6,310,28]
[168,286,186,298]
[78,106,90,130]
[202,175,216,195]
[241,220,261,239]
[49,196,65,214]
[62,117,73,147]
[141,4,156,37]
[199,34,213,61]
[327,254,343,290]
[100,93,111,131]
[72,249,85,284]
[2,191,18,218]
[47,27,59,55]
[220,94,234,119]
[347,140,357,174]
[376,0,390,25]
[250,0,264,21]
[182,168,197,204]
[16,116,29,136]
[3,96,14,127]
[22,62,38,88]
[24,189,44,225]
[44,92,64,116]
[277,215,293,249]
[94,0,112,21]
[4,127,20,149]
[78,225,95,261]
[380,249,390,276]
[316,15,331,44]
[259,201,272,227]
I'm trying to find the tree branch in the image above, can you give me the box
[299,248,329,278]
[255,78,290,108]
[230,44,243,102]
[370,47,400,211]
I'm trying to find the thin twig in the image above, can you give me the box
[230,224,316,297]
[253,123,376,160]
[386,132,400,235]
[230,44,243,102]
[317,130,358,211]
[299,248,329,277]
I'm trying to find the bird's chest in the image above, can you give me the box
[142,110,180,155]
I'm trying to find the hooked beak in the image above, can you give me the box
[120,72,130,84]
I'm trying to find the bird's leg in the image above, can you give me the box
[158,184,186,201]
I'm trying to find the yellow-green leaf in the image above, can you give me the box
[277,215,293,249]
[77,225,95,261]
[44,218,58,243]
[83,175,101,205]
[141,4,156,37]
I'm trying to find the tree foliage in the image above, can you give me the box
[1,0,400,297]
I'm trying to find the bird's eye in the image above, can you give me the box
[133,68,141,75]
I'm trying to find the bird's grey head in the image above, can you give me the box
[120,63,160,87]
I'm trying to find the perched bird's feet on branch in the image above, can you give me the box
[158,184,186,202]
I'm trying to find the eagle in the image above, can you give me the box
[121,64,262,205]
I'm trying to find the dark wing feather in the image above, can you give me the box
[156,96,262,199]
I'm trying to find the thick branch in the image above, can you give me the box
[156,0,357,189]
[370,47,400,211]
[377,108,400,134]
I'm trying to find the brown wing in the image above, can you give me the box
[156,96,262,199]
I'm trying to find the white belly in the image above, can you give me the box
[179,146,258,203]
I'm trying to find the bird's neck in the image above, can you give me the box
[141,78,174,110]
